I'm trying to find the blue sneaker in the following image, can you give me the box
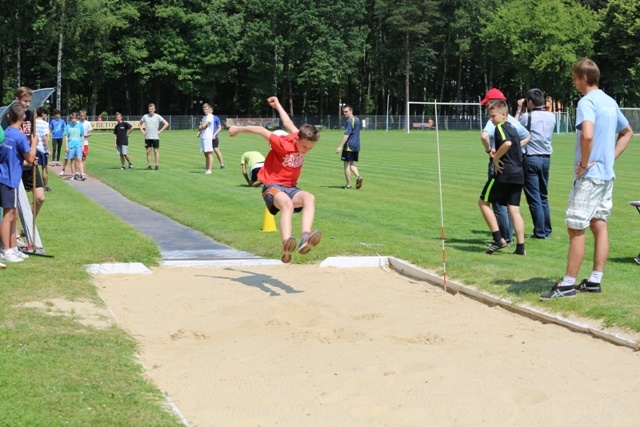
[299,230,322,255]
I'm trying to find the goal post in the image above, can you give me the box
[406,101,483,134]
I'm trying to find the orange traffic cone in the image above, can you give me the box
[261,207,277,232]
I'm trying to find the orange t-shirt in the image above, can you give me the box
[258,132,304,187]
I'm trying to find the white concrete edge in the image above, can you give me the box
[86,262,152,275]
[319,256,390,268]
[160,259,283,268]
[387,257,640,351]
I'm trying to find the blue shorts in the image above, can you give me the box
[68,146,83,159]
[0,183,18,209]
[37,151,48,167]
[262,184,304,216]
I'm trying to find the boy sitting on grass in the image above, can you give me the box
[0,104,37,264]
[229,96,321,263]
[478,100,527,256]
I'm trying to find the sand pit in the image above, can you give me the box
[94,263,640,426]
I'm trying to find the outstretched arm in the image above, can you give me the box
[267,97,298,133]
[229,125,271,140]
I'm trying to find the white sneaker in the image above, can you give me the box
[1,251,24,263]
[204,170,212,175]
[59,170,65,176]
[13,249,29,259]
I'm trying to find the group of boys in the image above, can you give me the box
[478,58,633,300]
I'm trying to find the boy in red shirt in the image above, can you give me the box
[229,96,321,263]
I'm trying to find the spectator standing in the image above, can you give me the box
[35,108,51,191]
[335,105,363,189]
[540,59,633,300]
[211,105,225,169]
[515,88,556,239]
[49,109,66,166]
[114,112,133,170]
[478,100,527,256]
[138,103,169,170]
[0,104,37,263]
[197,103,214,174]
[480,88,530,246]
[79,110,92,180]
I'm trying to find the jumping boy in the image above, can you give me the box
[478,100,526,256]
[229,96,321,263]
[0,104,37,263]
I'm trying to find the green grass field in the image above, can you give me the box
[2,126,639,424]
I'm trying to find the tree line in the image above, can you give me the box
[1,0,637,118]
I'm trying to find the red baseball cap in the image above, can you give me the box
[480,88,507,105]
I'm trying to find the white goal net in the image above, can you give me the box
[406,101,482,133]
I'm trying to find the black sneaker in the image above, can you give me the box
[485,239,508,254]
[220,165,225,169]
[540,284,577,300]
[576,279,601,294]
[129,164,133,169]
[146,165,152,170]
[635,254,640,265]
[155,165,159,170]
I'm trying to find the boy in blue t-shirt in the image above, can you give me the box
[49,109,66,166]
[0,104,37,264]
[61,112,85,180]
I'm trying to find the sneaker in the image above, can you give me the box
[485,239,508,254]
[16,237,27,248]
[539,284,577,300]
[69,176,75,181]
[0,261,5,269]
[59,170,65,176]
[146,165,152,170]
[356,176,364,189]
[576,279,601,294]
[154,165,159,170]
[281,237,297,263]
[204,170,212,175]
[74,173,80,180]
[121,166,125,170]
[220,165,225,169]
[128,164,133,169]
[342,185,352,189]
[44,186,51,191]
[14,249,29,260]
[635,254,640,265]
[299,230,322,255]
[81,174,86,181]
[0,251,24,263]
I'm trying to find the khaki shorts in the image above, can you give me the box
[565,178,613,230]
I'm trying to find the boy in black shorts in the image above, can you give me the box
[478,100,526,255]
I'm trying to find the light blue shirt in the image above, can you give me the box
[575,89,628,181]
[518,110,555,156]
[483,115,529,148]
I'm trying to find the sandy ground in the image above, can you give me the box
[88,264,640,427]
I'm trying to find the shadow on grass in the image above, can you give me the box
[195,269,303,297]
[609,256,640,265]
[492,276,554,297]
[445,233,494,253]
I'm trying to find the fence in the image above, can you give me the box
[90,113,573,133]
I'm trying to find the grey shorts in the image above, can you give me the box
[261,184,303,216]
